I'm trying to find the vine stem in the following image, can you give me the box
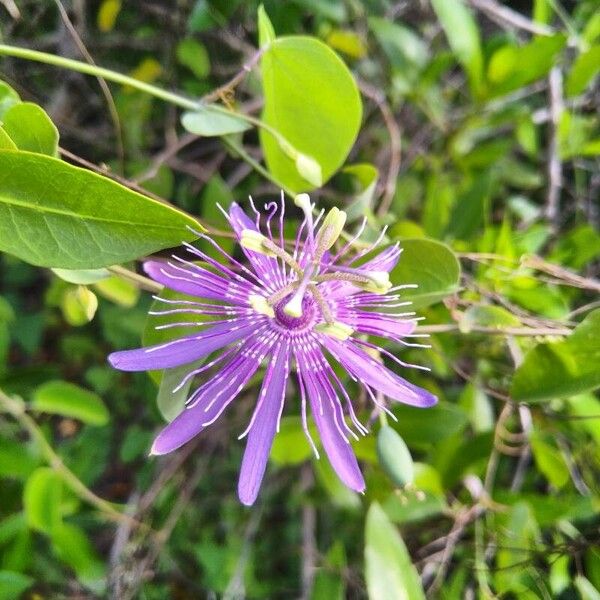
[0,44,295,158]
[0,388,145,531]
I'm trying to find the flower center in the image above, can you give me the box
[274,293,315,329]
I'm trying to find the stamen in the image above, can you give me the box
[314,207,347,259]
[249,294,275,318]
[315,321,354,341]
[240,229,277,257]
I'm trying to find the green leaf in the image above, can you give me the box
[377,426,414,487]
[258,4,276,48]
[181,105,252,137]
[530,434,569,489]
[270,416,314,466]
[0,571,33,600]
[511,310,600,402]
[391,402,468,448]
[23,467,63,533]
[430,0,483,96]
[365,502,426,600]
[0,127,17,150]
[565,46,600,97]
[458,305,521,333]
[0,81,20,118]
[93,275,140,307]
[0,437,39,479]
[176,38,210,79]
[343,163,378,221]
[260,36,362,191]
[32,380,109,426]
[390,238,460,309]
[0,150,199,269]
[51,268,110,285]
[156,363,192,422]
[487,35,567,97]
[53,523,105,593]
[1,102,59,156]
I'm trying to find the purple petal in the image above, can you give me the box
[339,312,416,338]
[238,339,290,506]
[144,260,249,303]
[296,349,365,493]
[108,319,258,371]
[320,337,437,408]
[151,339,270,454]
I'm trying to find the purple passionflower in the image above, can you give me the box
[109,194,436,505]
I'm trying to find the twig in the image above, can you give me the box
[53,0,125,170]
[546,67,563,227]
[468,0,555,36]
[202,47,265,104]
[359,80,402,218]
[417,324,572,336]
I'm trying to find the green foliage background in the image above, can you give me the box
[0,0,599,598]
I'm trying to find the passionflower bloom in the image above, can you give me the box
[109,195,436,505]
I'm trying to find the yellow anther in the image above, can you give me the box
[240,229,277,257]
[249,294,275,318]
[316,207,347,252]
[315,321,354,341]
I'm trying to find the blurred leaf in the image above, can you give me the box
[487,35,567,97]
[311,542,346,600]
[391,402,467,448]
[177,38,210,78]
[431,0,483,96]
[458,305,521,333]
[565,46,600,97]
[97,0,121,32]
[52,268,110,285]
[61,286,98,326]
[390,238,460,309]
[32,380,109,426]
[458,382,494,433]
[0,151,199,268]
[369,17,429,96]
[365,502,426,600]
[530,433,570,488]
[326,29,366,59]
[127,57,162,89]
[260,36,362,191]
[23,467,62,533]
[1,102,59,156]
[314,456,360,510]
[0,571,33,600]
[511,310,600,402]
[343,163,378,221]
[383,492,446,525]
[182,106,252,136]
[53,523,105,593]
[93,275,140,307]
[377,426,414,487]
[270,416,313,466]
[0,438,39,479]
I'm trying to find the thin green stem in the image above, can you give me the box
[0,44,293,152]
[222,135,296,197]
[0,388,144,530]
[0,44,200,110]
